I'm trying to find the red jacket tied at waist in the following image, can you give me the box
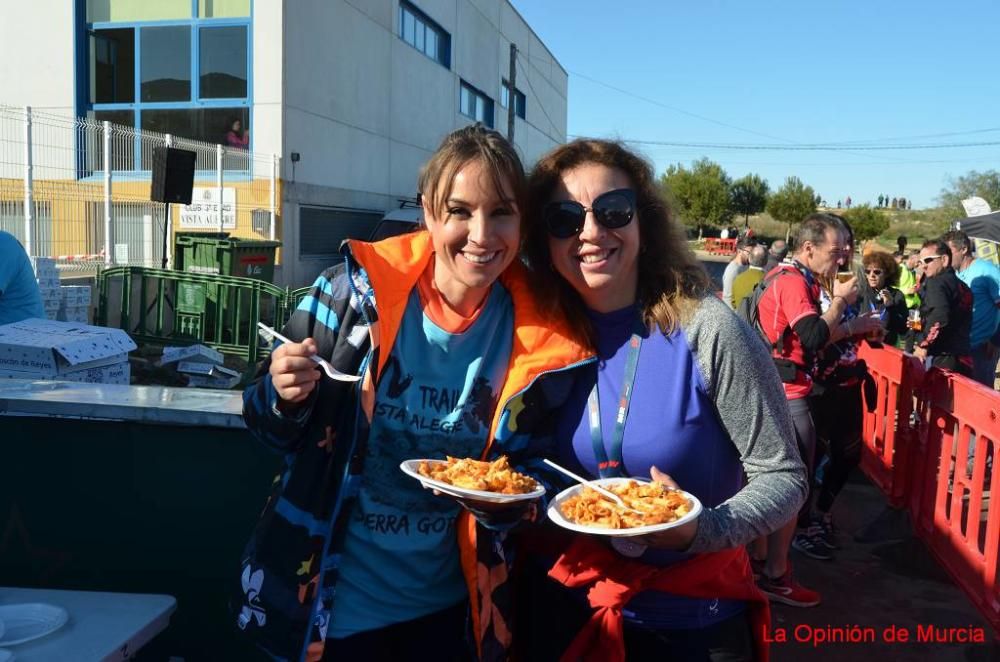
[548,537,770,662]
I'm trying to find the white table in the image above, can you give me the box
[0,588,176,661]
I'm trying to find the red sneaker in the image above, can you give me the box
[757,570,821,607]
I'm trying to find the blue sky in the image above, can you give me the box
[510,0,999,209]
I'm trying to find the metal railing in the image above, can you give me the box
[0,105,280,271]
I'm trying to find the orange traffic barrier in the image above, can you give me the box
[703,237,737,255]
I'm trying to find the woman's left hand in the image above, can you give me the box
[632,466,699,551]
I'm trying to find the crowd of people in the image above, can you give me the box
[236,124,1000,661]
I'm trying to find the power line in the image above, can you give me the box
[604,137,1000,151]
[516,51,563,140]
[567,69,794,144]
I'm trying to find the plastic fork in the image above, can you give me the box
[543,458,643,513]
[256,322,361,382]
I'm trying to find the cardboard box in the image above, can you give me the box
[185,372,240,389]
[0,361,130,385]
[159,344,224,366]
[61,286,92,306]
[176,361,239,378]
[0,319,136,377]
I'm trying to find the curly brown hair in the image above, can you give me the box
[524,139,711,344]
[862,250,898,286]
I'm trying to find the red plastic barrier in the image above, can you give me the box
[703,238,737,255]
[856,344,918,508]
[858,348,1000,634]
[910,369,999,634]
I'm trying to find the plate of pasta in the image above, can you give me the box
[547,477,701,537]
[400,456,546,503]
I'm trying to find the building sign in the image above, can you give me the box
[179,187,237,229]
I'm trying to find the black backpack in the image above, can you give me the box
[735,268,798,353]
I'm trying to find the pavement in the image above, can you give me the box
[770,471,999,661]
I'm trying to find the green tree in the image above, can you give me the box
[766,176,817,240]
[660,158,733,228]
[729,174,769,227]
[938,170,1000,216]
[843,204,890,242]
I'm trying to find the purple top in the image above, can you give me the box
[555,304,745,629]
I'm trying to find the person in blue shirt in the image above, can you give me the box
[943,230,1000,388]
[0,231,44,325]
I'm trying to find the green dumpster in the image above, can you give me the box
[174,232,281,282]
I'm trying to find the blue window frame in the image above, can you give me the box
[77,0,252,171]
[459,81,493,129]
[399,1,450,68]
[500,79,526,120]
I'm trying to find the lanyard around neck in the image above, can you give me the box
[588,321,645,478]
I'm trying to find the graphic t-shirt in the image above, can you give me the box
[328,281,513,638]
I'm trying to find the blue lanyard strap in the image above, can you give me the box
[588,322,645,478]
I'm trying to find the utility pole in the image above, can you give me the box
[507,43,517,143]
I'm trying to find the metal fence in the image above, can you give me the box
[0,105,280,271]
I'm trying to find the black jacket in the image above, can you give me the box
[917,268,973,357]
[858,285,908,345]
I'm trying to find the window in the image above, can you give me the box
[91,28,134,103]
[87,0,191,22]
[140,26,191,102]
[82,3,252,168]
[399,2,450,68]
[199,0,251,18]
[199,26,248,98]
[300,207,383,258]
[460,82,493,128]
[500,79,526,120]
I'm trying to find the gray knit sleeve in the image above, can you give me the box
[683,295,808,552]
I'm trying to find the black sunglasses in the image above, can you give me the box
[543,188,637,239]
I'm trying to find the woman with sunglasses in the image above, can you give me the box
[517,139,807,661]
[858,251,908,346]
[237,125,593,662]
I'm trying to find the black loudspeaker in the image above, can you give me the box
[150,146,196,205]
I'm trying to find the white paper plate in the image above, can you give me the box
[0,603,68,646]
[547,477,702,538]
[399,459,546,503]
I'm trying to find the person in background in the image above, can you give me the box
[731,244,768,309]
[765,239,789,272]
[858,251,908,346]
[722,236,757,309]
[0,231,45,325]
[942,230,1000,388]
[895,251,920,308]
[752,213,882,604]
[226,118,249,148]
[914,239,973,377]
[519,139,806,661]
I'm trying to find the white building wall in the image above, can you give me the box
[251,0,284,160]
[280,0,568,286]
[0,0,76,115]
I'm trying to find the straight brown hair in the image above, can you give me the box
[418,124,527,225]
